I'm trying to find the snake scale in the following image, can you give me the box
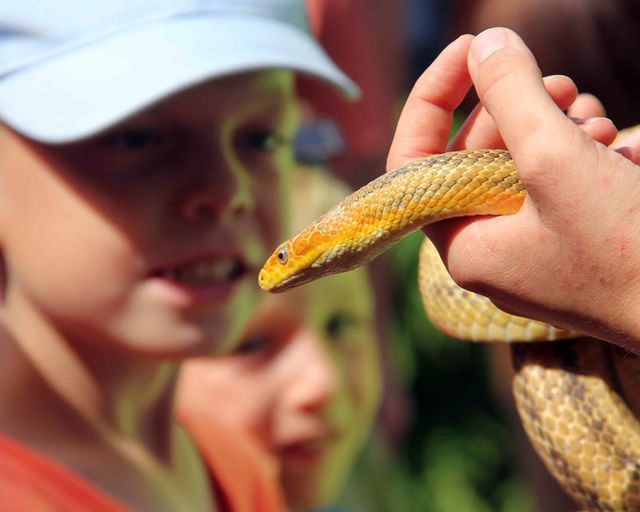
[258,149,640,511]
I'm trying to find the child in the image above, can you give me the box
[177,167,381,511]
[0,1,356,510]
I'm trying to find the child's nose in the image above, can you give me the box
[179,181,255,222]
[286,334,339,413]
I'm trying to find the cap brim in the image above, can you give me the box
[0,14,359,143]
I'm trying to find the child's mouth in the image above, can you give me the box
[279,435,336,467]
[154,257,247,285]
[149,256,249,305]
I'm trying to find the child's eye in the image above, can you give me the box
[101,128,170,151]
[325,312,357,340]
[234,334,270,356]
[243,129,289,152]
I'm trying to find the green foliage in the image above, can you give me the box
[339,231,534,512]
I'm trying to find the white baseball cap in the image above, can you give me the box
[0,0,359,143]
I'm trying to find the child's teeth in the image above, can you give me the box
[165,259,240,283]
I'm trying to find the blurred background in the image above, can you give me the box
[298,1,640,511]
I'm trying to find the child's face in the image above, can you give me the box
[0,70,297,356]
[180,268,381,510]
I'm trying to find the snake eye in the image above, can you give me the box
[277,246,289,265]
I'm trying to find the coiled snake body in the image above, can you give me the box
[259,149,640,511]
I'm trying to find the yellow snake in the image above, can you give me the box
[258,149,640,511]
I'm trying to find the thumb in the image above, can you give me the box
[467,28,575,160]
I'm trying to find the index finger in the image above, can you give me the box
[387,35,473,171]
[449,74,579,151]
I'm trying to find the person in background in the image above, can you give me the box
[300,0,412,453]
[177,167,382,512]
[450,0,640,129]
[0,1,356,510]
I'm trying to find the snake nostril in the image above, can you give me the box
[258,270,268,289]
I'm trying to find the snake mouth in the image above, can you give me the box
[261,271,317,293]
[259,254,331,292]
[266,252,359,293]
[259,245,331,293]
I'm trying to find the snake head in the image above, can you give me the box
[258,230,337,292]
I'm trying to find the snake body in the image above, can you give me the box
[420,237,640,510]
[259,149,640,511]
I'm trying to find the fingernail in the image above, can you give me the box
[471,28,509,63]
[544,74,572,82]
[615,146,638,163]
[571,116,613,126]
[569,116,589,125]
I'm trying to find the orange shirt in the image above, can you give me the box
[1,424,285,512]
[178,410,286,512]
[0,433,130,512]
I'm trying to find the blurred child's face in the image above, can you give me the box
[180,268,381,510]
[0,70,297,357]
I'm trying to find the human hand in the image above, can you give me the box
[387,29,640,353]
[566,93,640,163]
[613,124,640,161]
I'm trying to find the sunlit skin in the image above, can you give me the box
[0,70,298,510]
[0,71,297,358]
[179,257,381,511]
[179,168,382,509]
[387,32,640,353]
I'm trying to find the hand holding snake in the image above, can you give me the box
[260,29,640,510]
[395,29,640,353]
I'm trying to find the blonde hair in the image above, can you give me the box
[291,163,352,232]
